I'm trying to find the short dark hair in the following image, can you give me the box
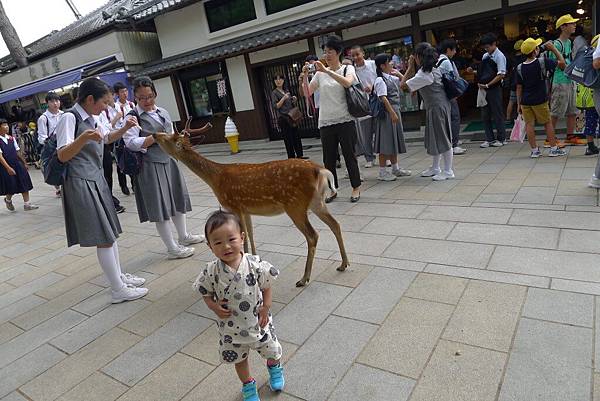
[305,54,318,62]
[132,76,157,96]
[480,33,497,46]
[324,34,344,54]
[113,82,127,93]
[204,210,242,241]
[414,42,438,73]
[77,78,110,104]
[439,39,457,54]
[45,92,60,102]
[351,45,363,51]
[0,118,7,125]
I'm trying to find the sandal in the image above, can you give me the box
[4,197,14,211]
[325,192,337,204]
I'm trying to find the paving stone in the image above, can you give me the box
[404,273,468,305]
[116,353,214,401]
[180,323,221,366]
[425,264,550,288]
[0,273,62,309]
[257,389,304,400]
[51,299,151,354]
[277,281,351,345]
[144,260,199,301]
[361,217,455,239]
[409,340,506,401]
[35,265,102,300]
[476,194,515,203]
[559,229,600,254]
[55,372,128,401]
[0,344,66,398]
[448,222,559,249]
[523,288,593,327]
[257,243,334,261]
[483,179,523,193]
[328,363,415,401]
[315,262,373,288]
[0,322,23,345]
[70,288,113,316]
[0,283,14,297]
[513,186,557,204]
[21,328,141,401]
[499,318,592,401]
[11,283,102,330]
[256,252,299,271]
[0,309,86,370]
[0,295,46,325]
[329,252,426,272]
[594,374,600,401]
[315,230,395,257]
[510,209,600,230]
[346,202,426,218]
[383,237,494,269]
[357,297,453,379]
[334,267,415,324]
[551,278,600,296]
[489,246,600,282]
[283,316,378,401]
[269,257,335,304]
[553,195,597,206]
[253,225,306,246]
[0,392,28,401]
[103,313,212,386]
[442,281,526,352]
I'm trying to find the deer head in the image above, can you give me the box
[153,131,192,159]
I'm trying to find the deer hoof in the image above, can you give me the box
[295,278,308,287]
[337,262,348,272]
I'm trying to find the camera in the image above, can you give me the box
[308,63,316,73]
[539,43,547,52]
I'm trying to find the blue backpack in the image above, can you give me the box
[565,46,600,89]
[41,111,77,186]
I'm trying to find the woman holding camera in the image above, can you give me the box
[271,75,305,159]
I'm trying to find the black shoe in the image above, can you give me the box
[121,186,131,196]
[115,205,126,214]
[585,145,599,156]
[325,192,337,203]
[299,156,310,159]
[350,192,361,203]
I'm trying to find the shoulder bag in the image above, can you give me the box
[343,66,370,118]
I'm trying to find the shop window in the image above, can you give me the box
[182,73,230,118]
[204,0,256,32]
[264,0,315,15]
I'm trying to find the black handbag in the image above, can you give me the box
[436,59,470,100]
[343,66,370,118]
[116,139,142,176]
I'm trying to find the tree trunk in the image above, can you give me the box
[0,0,27,68]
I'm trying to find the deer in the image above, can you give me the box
[152,119,349,287]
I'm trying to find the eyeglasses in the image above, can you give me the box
[136,94,156,102]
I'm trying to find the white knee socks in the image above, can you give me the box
[97,246,124,292]
[171,212,188,241]
[155,220,179,251]
[442,149,454,173]
[112,241,123,275]
[432,154,441,170]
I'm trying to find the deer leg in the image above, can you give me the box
[238,212,250,254]
[242,214,256,255]
[287,210,318,287]
[312,204,349,272]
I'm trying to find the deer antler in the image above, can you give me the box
[181,118,213,137]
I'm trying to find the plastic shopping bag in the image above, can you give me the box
[510,115,526,143]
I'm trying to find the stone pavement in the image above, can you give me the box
[1,137,600,401]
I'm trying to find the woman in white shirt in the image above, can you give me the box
[55,77,147,303]
[300,35,361,202]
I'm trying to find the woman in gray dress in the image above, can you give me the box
[372,53,411,182]
[124,76,203,259]
[401,43,455,181]
[56,77,148,303]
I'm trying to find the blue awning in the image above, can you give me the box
[0,55,119,104]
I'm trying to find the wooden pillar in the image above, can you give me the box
[410,11,424,44]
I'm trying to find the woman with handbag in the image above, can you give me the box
[55,78,148,303]
[271,75,306,159]
[372,53,411,182]
[300,34,362,202]
[124,76,204,260]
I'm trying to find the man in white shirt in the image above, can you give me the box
[437,39,467,155]
[351,45,377,168]
[37,92,64,196]
[112,82,135,195]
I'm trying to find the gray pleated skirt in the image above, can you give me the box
[134,158,192,223]
[424,104,453,156]
[374,106,407,155]
[62,175,122,247]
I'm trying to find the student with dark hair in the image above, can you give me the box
[401,43,455,181]
[300,35,362,202]
[437,39,466,155]
[112,81,135,195]
[55,77,148,303]
[469,32,507,148]
[124,76,203,259]
[37,91,64,196]
[271,74,305,159]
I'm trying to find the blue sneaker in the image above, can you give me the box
[242,380,260,401]
[268,364,285,391]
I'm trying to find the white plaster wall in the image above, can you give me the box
[249,40,309,64]
[342,14,412,40]
[226,56,254,111]
[154,77,181,121]
[419,0,502,26]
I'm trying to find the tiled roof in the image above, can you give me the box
[138,0,437,76]
[128,0,197,21]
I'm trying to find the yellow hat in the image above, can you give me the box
[556,14,579,29]
[513,40,524,51]
[592,34,600,48]
[28,122,36,130]
[521,38,543,55]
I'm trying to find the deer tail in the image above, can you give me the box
[319,168,336,198]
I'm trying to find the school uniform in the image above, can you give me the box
[373,73,407,155]
[114,100,136,191]
[124,105,191,223]
[56,103,121,247]
[36,109,64,145]
[0,135,33,195]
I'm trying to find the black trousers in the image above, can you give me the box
[481,85,506,142]
[103,144,121,208]
[320,121,361,189]
[279,117,303,158]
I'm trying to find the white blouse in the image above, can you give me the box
[373,73,400,97]
[309,65,357,128]
[55,103,107,149]
[123,105,174,153]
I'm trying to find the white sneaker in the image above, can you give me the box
[421,167,441,177]
[502,140,509,145]
[480,141,490,148]
[168,245,195,259]
[364,161,373,168]
[392,168,412,177]
[121,273,146,287]
[490,140,503,147]
[432,171,456,181]
[111,284,148,304]
[377,171,397,181]
[589,176,600,189]
[179,233,205,246]
[453,146,467,155]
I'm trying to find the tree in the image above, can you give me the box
[0,0,27,67]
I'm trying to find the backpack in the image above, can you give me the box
[368,77,387,119]
[436,58,470,100]
[565,46,600,89]
[477,56,499,87]
[576,84,594,109]
[116,108,142,176]
[41,111,78,186]
[516,56,549,82]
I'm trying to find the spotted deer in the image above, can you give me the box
[153,124,349,287]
